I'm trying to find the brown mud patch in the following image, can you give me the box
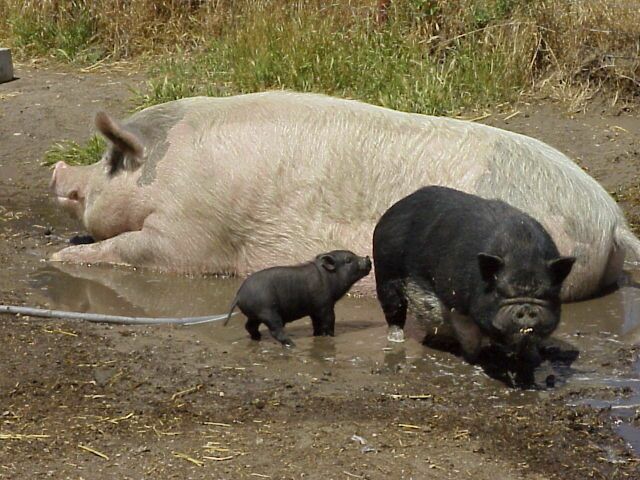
[1,65,640,479]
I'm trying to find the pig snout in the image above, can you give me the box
[50,161,84,219]
[50,161,67,185]
[49,161,63,189]
[513,304,539,328]
[492,299,559,345]
[49,160,79,201]
[360,256,372,273]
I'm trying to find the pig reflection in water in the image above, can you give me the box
[30,263,241,318]
[373,186,575,365]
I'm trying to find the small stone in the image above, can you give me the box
[0,49,14,83]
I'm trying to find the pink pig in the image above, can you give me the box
[50,91,640,301]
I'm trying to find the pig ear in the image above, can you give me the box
[317,254,337,272]
[477,253,504,284]
[547,256,575,286]
[95,111,144,173]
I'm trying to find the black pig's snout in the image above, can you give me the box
[514,304,538,327]
[493,301,559,344]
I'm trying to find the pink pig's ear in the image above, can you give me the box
[95,111,144,173]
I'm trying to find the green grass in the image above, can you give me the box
[135,5,531,116]
[43,135,105,167]
[6,6,104,63]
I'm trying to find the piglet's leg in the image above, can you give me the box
[50,228,168,268]
[245,318,262,341]
[259,311,294,347]
[449,310,483,363]
[311,309,336,337]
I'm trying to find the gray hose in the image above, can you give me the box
[0,305,235,326]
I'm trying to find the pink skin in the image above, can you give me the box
[51,160,150,240]
[50,151,157,267]
[50,161,83,222]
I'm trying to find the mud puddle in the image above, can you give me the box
[21,260,640,456]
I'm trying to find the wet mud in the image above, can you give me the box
[23,262,640,447]
[1,65,639,479]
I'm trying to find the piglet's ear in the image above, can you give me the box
[548,256,575,286]
[95,111,144,174]
[477,253,504,284]
[317,254,337,272]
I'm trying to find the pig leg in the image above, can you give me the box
[376,279,408,342]
[449,310,483,363]
[50,227,169,267]
[311,309,336,337]
[259,311,294,347]
[245,318,262,341]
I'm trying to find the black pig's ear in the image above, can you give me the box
[477,253,504,284]
[317,254,337,272]
[548,256,575,286]
[95,111,144,174]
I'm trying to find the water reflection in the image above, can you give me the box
[29,263,242,317]
[29,263,640,341]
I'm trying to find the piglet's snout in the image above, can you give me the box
[360,256,372,273]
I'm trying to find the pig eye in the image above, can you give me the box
[345,258,352,264]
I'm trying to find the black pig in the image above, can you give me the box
[373,186,575,365]
[225,250,372,346]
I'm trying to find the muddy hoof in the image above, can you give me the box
[387,325,405,343]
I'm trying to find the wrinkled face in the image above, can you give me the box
[475,253,575,353]
[316,250,372,287]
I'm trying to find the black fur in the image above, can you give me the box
[373,186,575,364]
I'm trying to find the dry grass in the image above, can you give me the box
[1,0,637,110]
[527,0,640,107]
[0,0,230,60]
[135,2,537,114]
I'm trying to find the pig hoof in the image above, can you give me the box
[387,325,405,343]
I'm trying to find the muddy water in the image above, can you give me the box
[18,261,640,454]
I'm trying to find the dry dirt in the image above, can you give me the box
[0,64,639,480]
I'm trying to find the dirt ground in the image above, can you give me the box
[1,64,639,480]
